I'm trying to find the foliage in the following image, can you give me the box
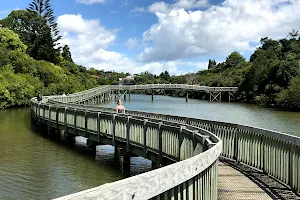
[1,5,300,111]
[0,28,27,52]
[0,66,42,108]
[237,36,300,107]
[276,75,300,109]
[1,9,59,63]
[225,52,246,68]
[62,45,73,62]
[208,59,216,70]
[27,0,61,47]
[0,27,97,108]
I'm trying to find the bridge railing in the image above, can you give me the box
[91,107,300,193]
[31,99,222,200]
[47,84,238,104]
[49,101,300,193]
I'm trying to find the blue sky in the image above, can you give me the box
[1,0,300,75]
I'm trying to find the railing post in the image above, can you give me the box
[74,109,77,134]
[37,103,41,125]
[158,122,163,166]
[97,112,101,142]
[56,107,59,128]
[126,116,131,152]
[43,104,45,121]
[288,145,295,190]
[84,110,88,137]
[234,128,240,162]
[48,105,51,132]
[178,126,185,161]
[143,119,148,157]
[260,135,265,172]
[64,107,67,132]
[112,114,116,146]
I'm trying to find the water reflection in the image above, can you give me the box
[0,108,153,200]
[75,136,153,177]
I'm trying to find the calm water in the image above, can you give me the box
[102,94,300,137]
[0,108,151,200]
[1,95,300,200]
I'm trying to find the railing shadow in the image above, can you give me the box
[220,157,300,200]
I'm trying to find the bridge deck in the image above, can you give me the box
[218,162,272,200]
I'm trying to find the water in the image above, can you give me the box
[0,108,150,200]
[102,94,300,137]
[1,95,300,199]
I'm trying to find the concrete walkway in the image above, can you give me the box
[218,162,272,200]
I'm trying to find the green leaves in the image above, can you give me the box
[1,10,60,64]
[225,52,246,68]
[0,28,27,52]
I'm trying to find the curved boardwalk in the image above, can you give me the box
[32,84,300,200]
[218,162,272,200]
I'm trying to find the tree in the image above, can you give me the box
[0,28,27,52]
[28,0,61,47]
[277,75,300,109]
[208,59,216,70]
[1,10,59,64]
[62,45,73,62]
[226,52,246,68]
[288,29,299,39]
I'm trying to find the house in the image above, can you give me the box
[91,75,100,79]
[119,74,135,85]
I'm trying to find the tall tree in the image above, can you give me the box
[208,59,216,70]
[226,52,246,68]
[288,29,299,39]
[62,45,73,62]
[1,10,59,64]
[27,0,61,48]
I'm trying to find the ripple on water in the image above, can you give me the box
[0,108,129,199]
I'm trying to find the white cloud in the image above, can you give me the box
[57,14,116,55]
[131,0,209,14]
[0,10,9,14]
[56,14,204,75]
[130,7,145,13]
[148,2,170,14]
[172,0,209,9]
[137,0,300,62]
[125,38,139,49]
[76,0,105,4]
[88,57,208,75]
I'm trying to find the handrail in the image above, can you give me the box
[32,84,300,197]
[48,84,238,104]
[31,92,222,199]
[79,103,300,193]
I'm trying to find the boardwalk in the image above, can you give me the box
[218,162,272,200]
[32,84,300,200]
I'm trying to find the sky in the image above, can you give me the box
[1,0,300,75]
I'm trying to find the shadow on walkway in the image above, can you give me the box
[220,157,300,200]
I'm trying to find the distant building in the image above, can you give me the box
[119,74,135,85]
[91,75,100,79]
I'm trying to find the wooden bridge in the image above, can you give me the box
[47,84,238,103]
[30,84,300,200]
